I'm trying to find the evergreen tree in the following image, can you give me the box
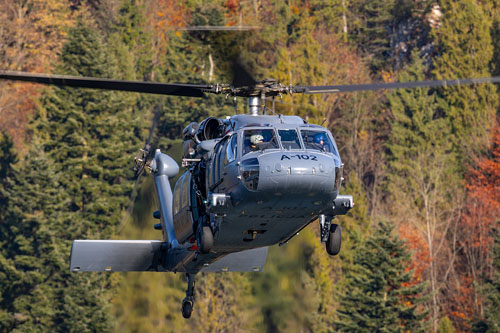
[475,221,500,333]
[110,0,154,80]
[387,51,460,331]
[438,316,456,333]
[193,272,260,332]
[0,132,16,221]
[0,17,144,332]
[270,2,326,123]
[0,132,17,330]
[335,221,427,332]
[150,2,238,146]
[34,18,142,239]
[432,0,498,163]
[0,148,70,332]
[337,172,370,268]
[302,233,337,332]
[309,0,345,35]
[251,228,327,332]
[348,0,396,73]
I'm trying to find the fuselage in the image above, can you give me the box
[172,114,343,253]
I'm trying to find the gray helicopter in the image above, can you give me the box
[1,68,500,318]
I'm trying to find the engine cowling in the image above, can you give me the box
[182,118,224,160]
[197,117,222,141]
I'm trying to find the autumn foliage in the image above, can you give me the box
[0,1,499,332]
[446,119,500,330]
[0,0,74,149]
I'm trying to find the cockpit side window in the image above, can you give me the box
[243,129,278,155]
[301,130,337,154]
[225,135,237,165]
[278,129,302,150]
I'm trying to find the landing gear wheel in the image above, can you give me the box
[181,273,195,319]
[197,225,214,253]
[182,300,193,318]
[326,224,341,256]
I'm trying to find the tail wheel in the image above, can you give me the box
[197,225,214,253]
[326,224,341,256]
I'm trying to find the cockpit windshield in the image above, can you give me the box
[278,129,302,150]
[243,129,279,155]
[301,130,337,154]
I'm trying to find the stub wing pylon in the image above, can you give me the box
[69,240,268,273]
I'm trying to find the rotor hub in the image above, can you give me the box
[207,78,293,98]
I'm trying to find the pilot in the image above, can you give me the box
[250,134,264,151]
[313,133,329,152]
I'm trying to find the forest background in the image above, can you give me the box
[0,0,499,332]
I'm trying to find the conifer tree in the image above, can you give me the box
[437,316,456,333]
[337,172,370,267]
[0,132,18,330]
[483,223,500,332]
[192,272,260,332]
[270,3,326,123]
[110,0,154,80]
[0,132,16,221]
[302,234,337,332]
[348,0,396,73]
[387,51,460,331]
[250,228,328,332]
[0,147,70,332]
[335,221,427,332]
[7,17,143,332]
[34,18,142,239]
[151,2,237,146]
[432,0,498,163]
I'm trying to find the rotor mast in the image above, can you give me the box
[248,96,260,115]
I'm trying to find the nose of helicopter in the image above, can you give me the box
[255,151,339,194]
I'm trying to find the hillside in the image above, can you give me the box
[0,1,499,332]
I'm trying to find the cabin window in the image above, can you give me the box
[211,143,222,187]
[218,139,227,178]
[225,135,237,165]
[278,129,302,150]
[300,130,337,155]
[214,139,226,181]
[243,129,278,155]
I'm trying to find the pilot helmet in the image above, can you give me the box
[313,133,327,144]
[250,134,264,145]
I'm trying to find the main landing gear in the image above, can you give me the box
[197,224,214,254]
[320,215,341,256]
[182,273,196,318]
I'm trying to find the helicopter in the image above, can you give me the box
[1,67,500,318]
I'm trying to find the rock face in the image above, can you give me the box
[391,4,442,71]
[427,4,443,29]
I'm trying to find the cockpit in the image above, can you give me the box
[300,130,336,153]
[206,123,341,195]
[242,129,279,154]
[241,127,338,156]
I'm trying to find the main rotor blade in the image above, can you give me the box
[0,71,212,97]
[295,77,500,94]
[231,60,257,88]
[179,25,260,31]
